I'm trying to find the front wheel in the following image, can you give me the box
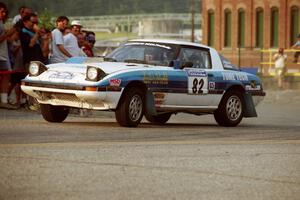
[214,91,244,127]
[115,88,144,127]
[40,104,69,123]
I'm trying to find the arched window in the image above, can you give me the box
[255,8,264,48]
[207,10,215,47]
[270,7,279,47]
[290,6,299,46]
[224,9,232,47]
[238,8,245,47]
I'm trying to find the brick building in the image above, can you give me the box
[202,0,300,71]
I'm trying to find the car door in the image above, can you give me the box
[164,46,220,107]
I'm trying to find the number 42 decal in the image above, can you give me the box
[188,76,208,94]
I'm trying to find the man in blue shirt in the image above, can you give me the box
[292,34,300,63]
[20,13,45,67]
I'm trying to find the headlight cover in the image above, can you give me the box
[86,66,106,82]
[28,61,47,76]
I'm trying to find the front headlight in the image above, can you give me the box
[87,67,98,80]
[28,61,47,76]
[86,66,106,82]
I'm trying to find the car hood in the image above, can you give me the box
[47,61,150,75]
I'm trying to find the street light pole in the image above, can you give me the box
[190,0,195,42]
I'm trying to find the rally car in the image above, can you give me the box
[21,39,265,127]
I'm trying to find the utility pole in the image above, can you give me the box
[190,0,195,42]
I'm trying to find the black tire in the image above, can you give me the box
[40,104,69,123]
[115,88,144,127]
[214,91,244,127]
[145,113,171,125]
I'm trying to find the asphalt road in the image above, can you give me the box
[0,90,299,200]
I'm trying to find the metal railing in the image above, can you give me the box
[260,49,300,75]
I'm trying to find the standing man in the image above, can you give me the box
[12,6,24,25]
[273,48,287,88]
[50,16,72,63]
[64,20,86,57]
[19,13,45,67]
[82,31,96,57]
[0,2,16,109]
[13,6,32,33]
[292,34,300,63]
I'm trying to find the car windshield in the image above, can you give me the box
[105,42,179,66]
[219,54,239,70]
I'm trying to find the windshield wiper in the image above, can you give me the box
[124,59,148,64]
[104,57,117,62]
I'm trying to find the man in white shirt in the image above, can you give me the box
[50,16,72,63]
[273,48,287,88]
[64,20,86,57]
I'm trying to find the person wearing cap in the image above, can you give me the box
[292,34,300,63]
[63,20,86,57]
[50,16,72,63]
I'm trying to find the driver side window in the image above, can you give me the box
[179,48,211,69]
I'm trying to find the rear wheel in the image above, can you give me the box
[40,104,69,123]
[214,91,244,127]
[145,113,171,125]
[115,88,144,127]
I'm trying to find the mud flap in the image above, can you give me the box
[145,90,157,116]
[243,93,257,117]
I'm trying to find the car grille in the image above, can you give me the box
[38,91,80,104]
[25,82,85,90]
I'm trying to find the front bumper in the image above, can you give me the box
[21,84,122,110]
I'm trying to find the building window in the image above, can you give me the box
[224,9,232,47]
[238,9,245,48]
[207,10,215,47]
[270,7,279,48]
[290,6,299,46]
[255,8,264,48]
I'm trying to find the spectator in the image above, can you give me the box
[82,31,95,57]
[292,34,300,63]
[12,6,25,25]
[63,27,71,36]
[40,28,51,63]
[64,20,86,57]
[273,48,287,88]
[8,30,24,105]
[13,6,32,33]
[20,13,45,68]
[0,2,16,109]
[50,16,72,63]
[77,32,85,48]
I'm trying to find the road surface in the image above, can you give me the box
[0,90,299,200]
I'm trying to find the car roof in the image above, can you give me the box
[129,38,212,50]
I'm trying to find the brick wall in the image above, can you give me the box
[202,0,300,70]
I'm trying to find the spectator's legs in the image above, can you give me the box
[293,52,300,63]
[0,74,10,104]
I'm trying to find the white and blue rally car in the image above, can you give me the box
[21,39,265,127]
